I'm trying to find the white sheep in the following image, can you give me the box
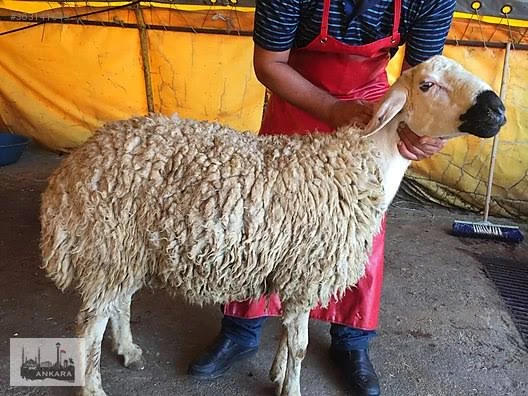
[40,55,505,396]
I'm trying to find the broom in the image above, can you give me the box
[452,42,524,243]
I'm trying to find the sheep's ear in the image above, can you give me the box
[364,83,408,137]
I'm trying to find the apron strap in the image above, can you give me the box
[391,0,402,44]
[320,0,332,42]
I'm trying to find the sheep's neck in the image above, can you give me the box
[370,117,411,210]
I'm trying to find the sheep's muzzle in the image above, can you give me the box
[459,90,506,138]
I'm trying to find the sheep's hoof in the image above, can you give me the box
[125,355,146,370]
[279,388,301,396]
[122,344,146,370]
[78,387,108,396]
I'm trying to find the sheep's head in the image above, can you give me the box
[366,55,506,139]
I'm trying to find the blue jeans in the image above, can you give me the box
[221,315,375,351]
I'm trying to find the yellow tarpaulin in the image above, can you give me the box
[0,6,265,150]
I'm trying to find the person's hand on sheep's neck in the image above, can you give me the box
[326,99,375,129]
[326,97,446,161]
[325,97,447,161]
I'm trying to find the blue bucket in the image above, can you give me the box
[0,133,31,166]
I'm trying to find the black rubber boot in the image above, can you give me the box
[330,347,381,396]
[188,336,258,379]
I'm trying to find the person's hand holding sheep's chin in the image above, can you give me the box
[396,122,446,161]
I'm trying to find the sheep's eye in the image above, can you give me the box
[420,81,435,92]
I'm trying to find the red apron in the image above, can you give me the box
[224,0,401,330]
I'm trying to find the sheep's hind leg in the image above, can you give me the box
[77,308,110,396]
[278,305,310,396]
[270,329,287,395]
[110,293,145,370]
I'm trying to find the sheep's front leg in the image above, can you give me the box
[270,328,287,394]
[110,294,145,370]
[278,305,310,396]
[77,309,109,396]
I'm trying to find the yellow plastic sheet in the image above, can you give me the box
[0,8,265,151]
[148,30,264,129]
[0,21,148,149]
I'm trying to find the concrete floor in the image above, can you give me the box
[1,144,527,396]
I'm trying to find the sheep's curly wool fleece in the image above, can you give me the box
[40,114,384,310]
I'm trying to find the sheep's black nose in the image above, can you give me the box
[459,90,506,138]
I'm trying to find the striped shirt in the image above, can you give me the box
[253,0,456,66]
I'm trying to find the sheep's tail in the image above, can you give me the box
[40,184,76,292]
[40,227,75,291]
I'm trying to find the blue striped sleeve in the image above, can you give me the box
[253,0,302,51]
[405,0,456,66]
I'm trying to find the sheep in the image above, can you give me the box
[40,55,505,396]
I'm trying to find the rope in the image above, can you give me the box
[0,0,140,36]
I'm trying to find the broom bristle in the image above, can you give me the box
[452,221,524,243]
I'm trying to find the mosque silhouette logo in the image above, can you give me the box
[19,341,75,382]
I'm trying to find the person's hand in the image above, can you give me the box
[397,122,446,161]
[327,100,374,129]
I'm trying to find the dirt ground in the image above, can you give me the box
[1,144,527,396]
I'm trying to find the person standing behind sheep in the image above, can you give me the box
[189,0,456,394]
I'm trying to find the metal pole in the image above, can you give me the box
[483,41,511,222]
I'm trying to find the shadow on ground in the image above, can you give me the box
[0,144,527,395]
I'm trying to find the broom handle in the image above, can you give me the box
[483,42,511,222]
